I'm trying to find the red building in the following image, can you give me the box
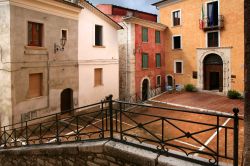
[97,4,167,101]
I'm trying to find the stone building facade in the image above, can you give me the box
[0,0,81,126]
[153,0,244,95]
[97,4,167,100]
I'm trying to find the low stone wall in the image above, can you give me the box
[0,140,204,166]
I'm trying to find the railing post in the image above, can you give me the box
[25,121,29,145]
[106,95,113,139]
[56,114,60,144]
[233,108,239,166]
[101,100,104,139]
[3,126,6,148]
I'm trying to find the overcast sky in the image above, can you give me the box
[88,0,159,14]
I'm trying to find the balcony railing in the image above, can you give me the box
[200,15,224,31]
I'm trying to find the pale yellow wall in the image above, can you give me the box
[159,0,244,93]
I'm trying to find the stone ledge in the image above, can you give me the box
[0,140,230,166]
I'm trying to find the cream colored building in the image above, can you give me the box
[153,0,244,94]
[77,1,122,106]
[0,0,81,126]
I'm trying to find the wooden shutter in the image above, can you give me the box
[142,53,148,69]
[28,22,43,47]
[155,31,161,43]
[94,68,102,86]
[156,54,161,67]
[142,27,148,42]
[28,73,42,98]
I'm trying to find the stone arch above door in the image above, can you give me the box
[196,48,231,94]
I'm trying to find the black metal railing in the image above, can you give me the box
[119,86,166,103]
[200,15,224,31]
[0,95,241,166]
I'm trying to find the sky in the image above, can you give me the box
[88,0,160,14]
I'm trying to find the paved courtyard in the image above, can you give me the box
[117,91,244,165]
[151,92,244,116]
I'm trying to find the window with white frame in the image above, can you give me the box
[174,61,183,74]
[173,35,182,49]
[207,31,219,47]
[172,10,181,26]
[156,75,161,87]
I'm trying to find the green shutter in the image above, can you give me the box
[142,27,148,42]
[156,54,161,67]
[155,31,161,43]
[142,53,148,69]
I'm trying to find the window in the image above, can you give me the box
[207,31,219,47]
[173,36,181,49]
[94,68,103,86]
[172,10,181,26]
[28,73,43,98]
[142,27,148,42]
[174,61,183,74]
[28,22,43,47]
[193,71,198,79]
[95,25,103,46]
[142,53,148,69]
[155,30,161,43]
[207,1,219,27]
[156,76,161,87]
[156,53,161,68]
[61,29,68,40]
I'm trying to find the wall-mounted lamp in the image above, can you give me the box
[54,38,67,53]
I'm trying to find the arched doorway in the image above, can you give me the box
[203,54,223,92]
[166,75,173,87]
[61,88,73,113]
[142,79,149,101]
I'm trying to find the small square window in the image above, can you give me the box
[61,29,67,40]
[142,53,149,69]
[175,61,183,74]
[94,68,103,86]
[173,36,181,49]
[95,25,103,46]
[142,27,148,42]
[172,10,181,26]
[207,31,219,47]
[155,30,161,43]
[156,76,161,87]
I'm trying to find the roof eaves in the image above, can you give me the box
[55,0,83,9]
[82,1,123,30]
[123,16,167,31]
[110,4,157,16]
[151,0,168,6]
